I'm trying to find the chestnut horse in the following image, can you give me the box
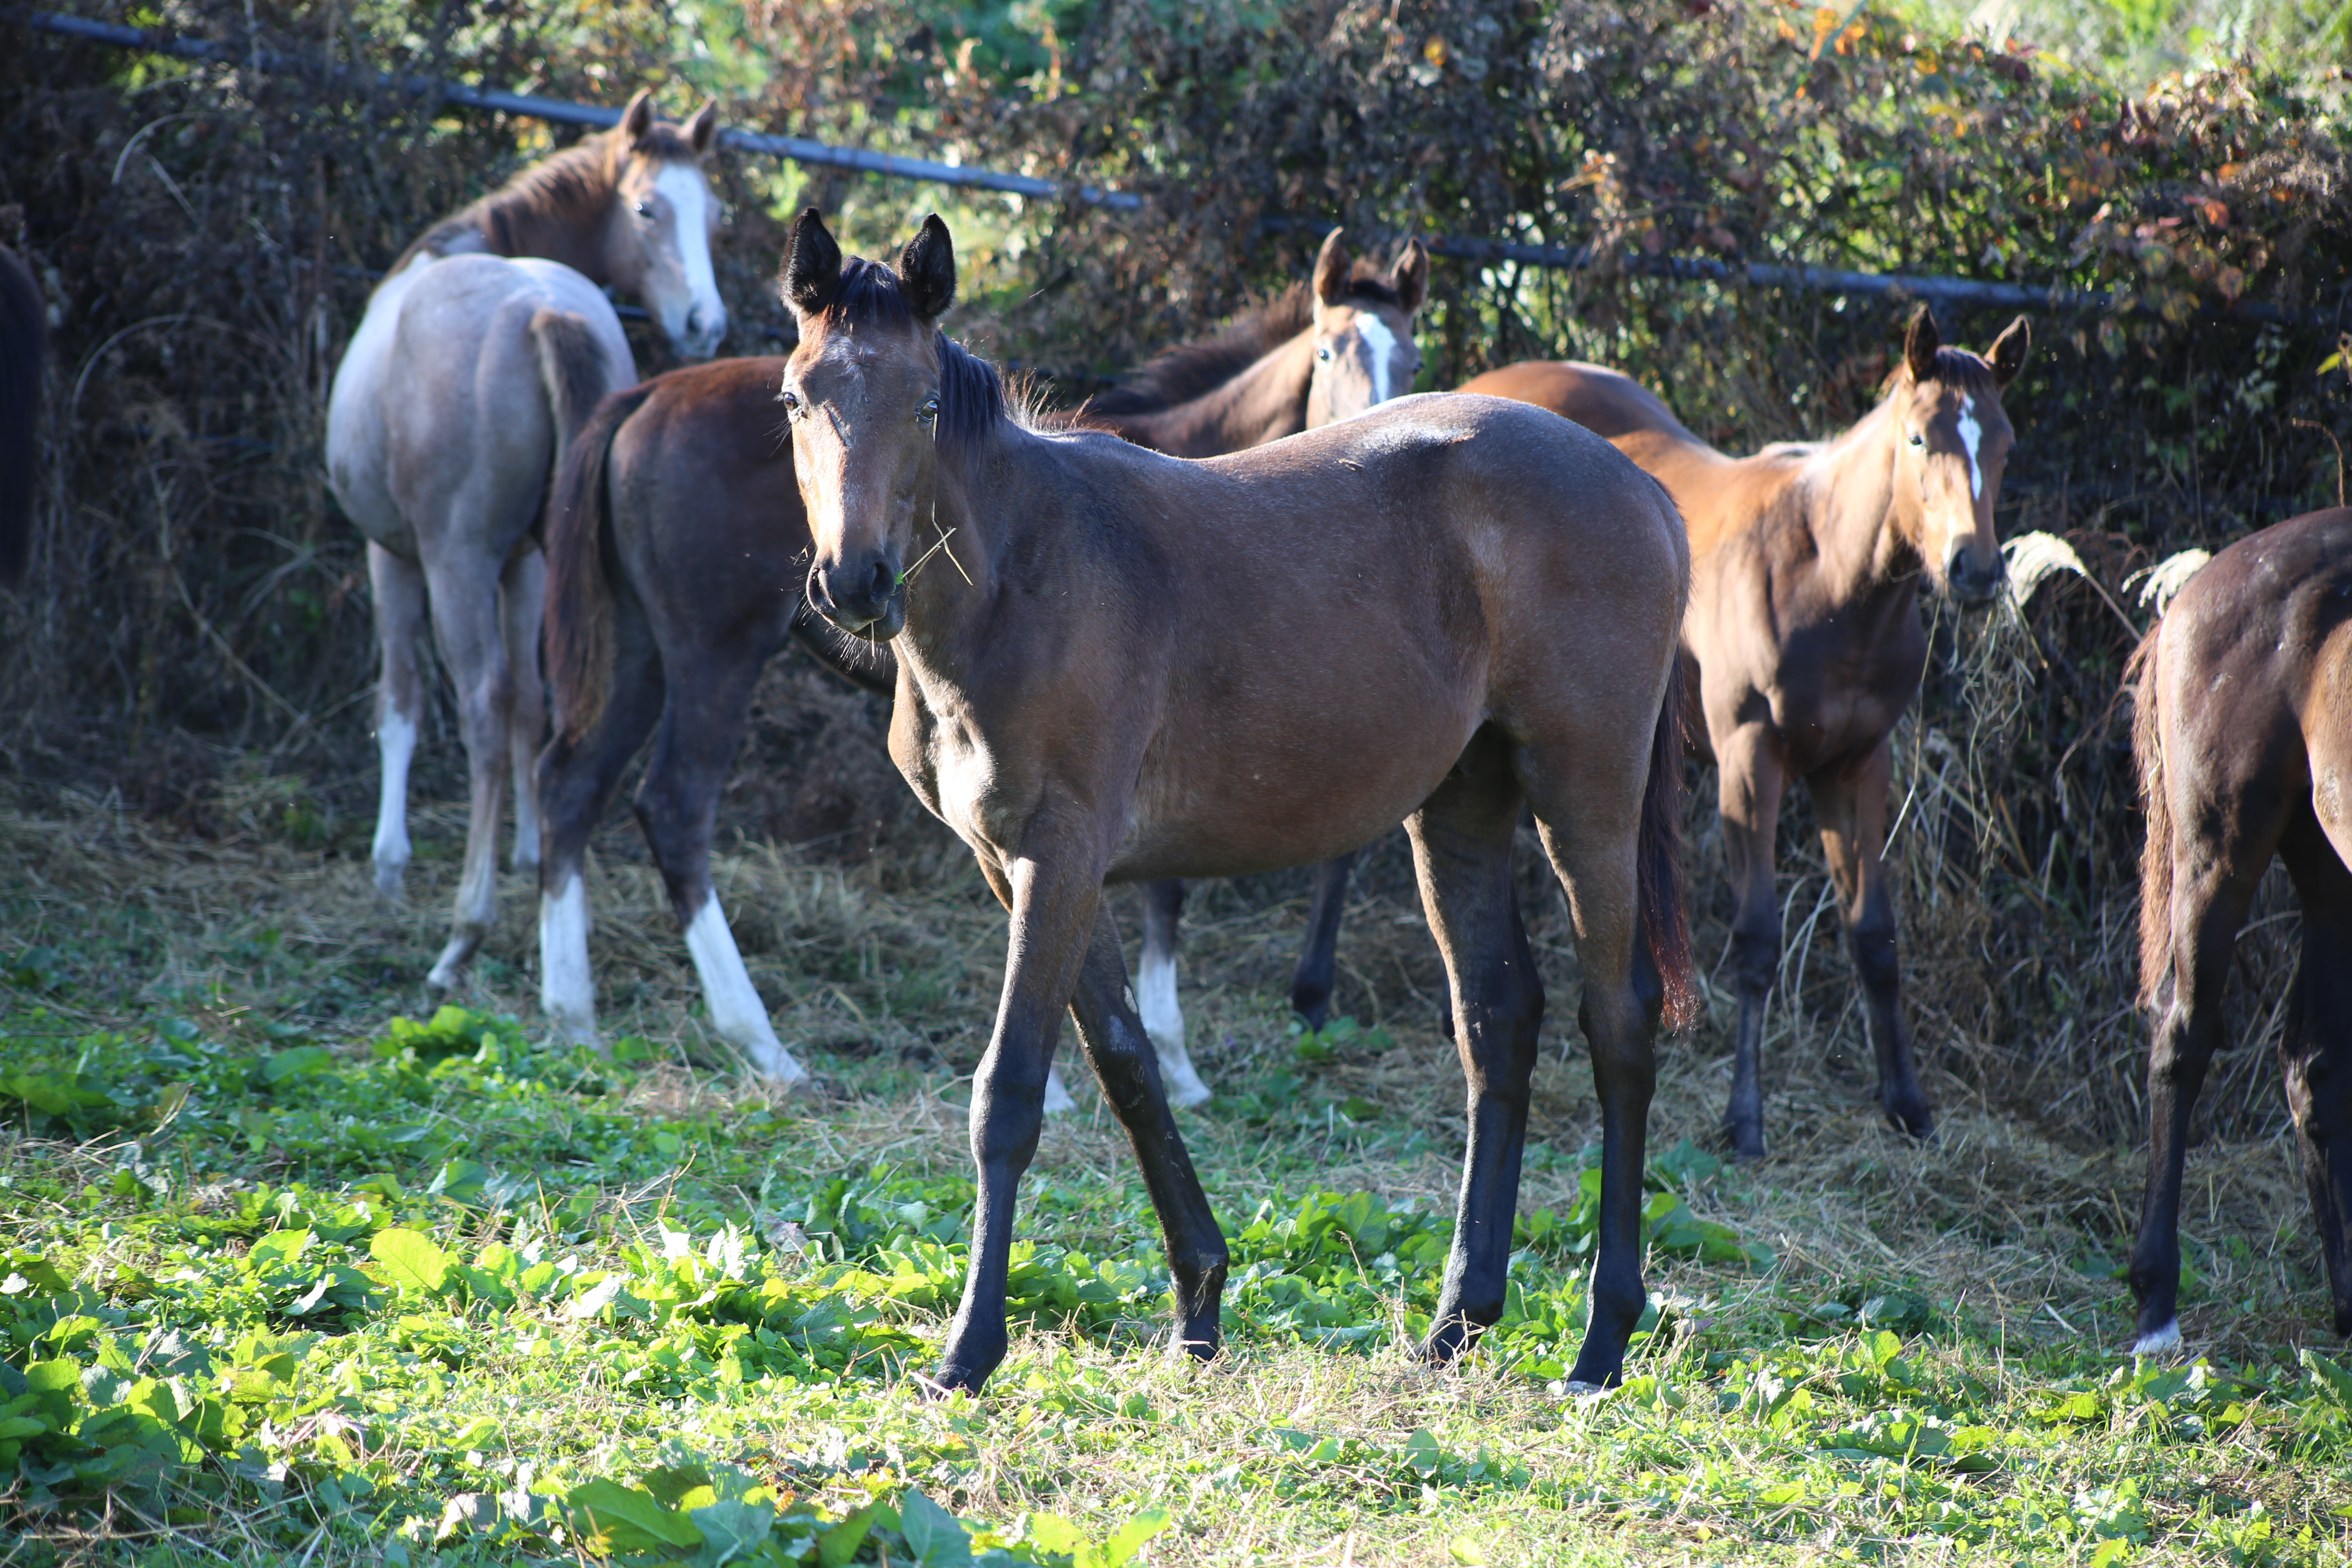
[1078,227,1428,1108]
[2128,507,2352,1353]
[0,243,41,586]
[534,356,889,1082]
[778,209,1691,1393]
[1463,306,2028,1158]
[327,92,725,989]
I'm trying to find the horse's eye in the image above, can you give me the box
[1908,430,1926,448]
[633,201,653,220]
[918,396,940,424]
[780,389,802,414]
[1315,345,1332,363]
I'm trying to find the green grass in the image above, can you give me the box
[0,800,2349,1565]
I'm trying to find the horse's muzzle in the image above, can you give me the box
[1947,547,2006,607]
[808,551,906,638]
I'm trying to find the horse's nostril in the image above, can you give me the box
[685,306,703,336]
[867,559,895,603]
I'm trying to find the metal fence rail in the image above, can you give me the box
[23,8,2331,327]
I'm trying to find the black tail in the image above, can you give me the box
[0,245,47,587]
[543,383,655,742]
[1639,653,1697,1032]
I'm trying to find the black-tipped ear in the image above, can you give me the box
[1313,228,1352,308]
[684,100,719,157]
[897,214,956,321]
[1391,237,1429,316]
[1904,304,1941,383]
[781,208,842,316]
[620,89,657,149]
[1987,314,2031,388]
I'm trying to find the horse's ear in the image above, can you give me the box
[1987,315,2031,388]
[620,89,657,149]
[897,214,957,321]
[684,100,720,158]
[1903,303,1941,383]
[780,208,842,317]
[1391,237,1429,315]
[1313,228,1352,308]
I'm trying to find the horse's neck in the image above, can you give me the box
[1133,334,1313,456]
[407,162,616,284]
[1791,401,1916,606]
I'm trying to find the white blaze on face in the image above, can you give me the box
[1355,313,1399,408]
[1956,393,1984,500]
[653,163,724,351]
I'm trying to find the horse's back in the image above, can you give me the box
[1459,360,1701,447]
[2155,508,2352,862]
[331,253,633,559]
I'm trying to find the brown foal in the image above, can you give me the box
[2128,507,2352,1353]
[1465,306,2029,1157]
[777,209,1693,1394]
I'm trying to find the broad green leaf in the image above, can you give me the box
[688,1497,775,1565]
[370,1229,450,1294]
[1101,1505,1172,1568]
[817,1503,879,1568]
[566,1479,704,1551]
[2303,1348,2352,1415]
[897,1490,973,1567]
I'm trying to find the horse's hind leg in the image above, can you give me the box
[634,649,808,1084]
[1811,739,1933,1139]
[1716,724,1787,1160]
[421,548,514,991]
[367,543,428,900]
[1411,726,1546,1363]
[1137,879,1211,1107]
[1519,734,1665,1390]
[501,544,547,875]
[1290,851,1358,1031]
[2280,811,2352,1336]
[1068,904,1228,1358]
[2128,799,2282,1351]
[535,610,664,1048]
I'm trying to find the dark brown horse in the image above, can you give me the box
[535,356,891,1082]
[1082,228,1428,1106]
[777,209,1691,1394]
[0,242,42,587]
[2128,507,2352,1353]
[1462,307,2028,1158]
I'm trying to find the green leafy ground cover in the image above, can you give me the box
[0,807,2349,1565]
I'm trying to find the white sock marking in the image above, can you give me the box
[2131,1318,2182,1355]
[1042,1064,1078,1115]
[1956,393,1984,499]
[1137,947,1210,1107]
[1355,315,1398,408]
[539,873,597,1044]
[371,708,416,884]
[683,898,806,1082]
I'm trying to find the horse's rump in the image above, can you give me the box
[0,245,45,586]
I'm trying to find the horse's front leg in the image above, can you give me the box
[1811,739,1932,1139]
[1067,905,1228,1357]
[1716,724,1786,1160]
[935,852,1102,1394]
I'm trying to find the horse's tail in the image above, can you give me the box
[1640,651,1698,1032]
[2130,620,2173,1011]
[543,381,654,743]
[0,245,48,587]
[527,307,612,474]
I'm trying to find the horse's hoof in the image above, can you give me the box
[1722,1124,1767,1162]
[1163,1067,1212,1110]
[743,1045,813,1088]
[372,862,406,901]
[2130,1318,2182,1355]
[1885,1101,1936,1141]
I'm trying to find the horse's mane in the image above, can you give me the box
[1086,261,1408,418]
[1879,345,2003,400]
[394,121,701,271]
